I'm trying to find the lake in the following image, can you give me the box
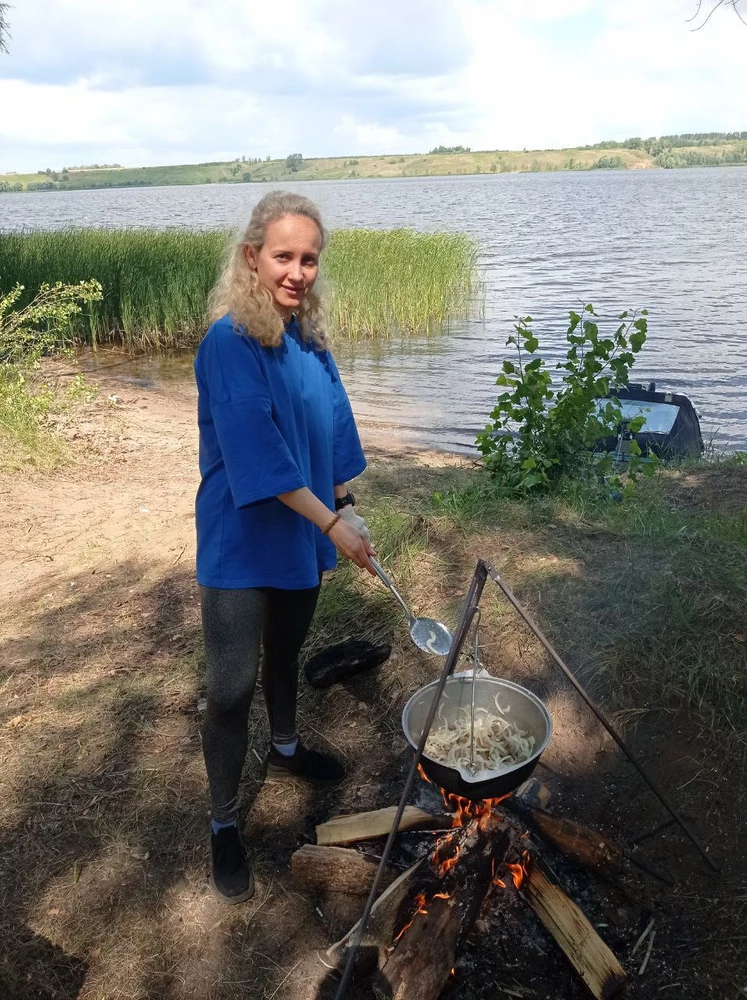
[2,168,747,452]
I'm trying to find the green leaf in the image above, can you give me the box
[521,472,544,489]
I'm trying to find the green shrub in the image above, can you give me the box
[0,278,102,469]
[476,305,653,493]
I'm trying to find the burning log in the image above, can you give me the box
[524,862,626,999]
[325,857,427,969]
[372,812,510,1000]
[315,806,452,847]
[291,844,397,897]
[528,809,624,878]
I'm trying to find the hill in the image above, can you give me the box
[2,133,747,193]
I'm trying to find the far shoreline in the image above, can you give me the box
[3,132,747,195]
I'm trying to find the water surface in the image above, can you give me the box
[3,169,746,452]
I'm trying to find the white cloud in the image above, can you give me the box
[0,0,745,171]
[333,114,407,152]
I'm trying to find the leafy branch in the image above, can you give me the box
[0,279,103,366]
[476,305,655,494]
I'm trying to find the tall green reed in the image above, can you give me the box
[323,228,479,339]
[0,229,225,349]
[0,227,480,348]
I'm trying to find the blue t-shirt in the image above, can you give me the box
[194,314,366,589]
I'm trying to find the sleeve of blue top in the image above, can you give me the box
[209,330,307,508]
[327,352,367,485]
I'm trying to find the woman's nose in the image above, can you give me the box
[288,260,303,283]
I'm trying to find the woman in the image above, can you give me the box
[194,191,375,904]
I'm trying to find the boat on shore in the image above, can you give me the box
[596,382,704,460]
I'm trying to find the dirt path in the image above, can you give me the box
[1,373,744,1000]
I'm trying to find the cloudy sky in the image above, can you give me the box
[1,0,745,172]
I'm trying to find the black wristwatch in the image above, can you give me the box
[334,491,356,511]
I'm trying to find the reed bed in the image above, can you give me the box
[324,228,479,338]
[0,227,480,349]
[0,229,225,349]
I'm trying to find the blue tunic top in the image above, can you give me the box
[194,314,366,589]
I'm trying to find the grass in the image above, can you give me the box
[424,460,747,732]
[0,368,93,471]
[0,228,481,348]
[0,229,226,350]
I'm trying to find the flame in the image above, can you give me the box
[442,791,512,828]
[434,837,462,878]
[393,892,428,944]
[417,763,431,783]
[506,863,525,890]
[432,891,451,900]
[492,849,530,892]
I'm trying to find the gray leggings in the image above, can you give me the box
[200,583,320,823]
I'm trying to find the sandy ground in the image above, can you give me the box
[1,370,745,1000]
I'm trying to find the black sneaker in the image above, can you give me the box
[210,826,254,904]
[265,741,345,786]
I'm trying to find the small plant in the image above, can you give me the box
[476,305,654,494]
[0,278,102,468]
[1,278,103,365]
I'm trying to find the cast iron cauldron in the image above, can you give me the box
[402,675,552,801]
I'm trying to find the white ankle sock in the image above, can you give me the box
[273,737,299,757]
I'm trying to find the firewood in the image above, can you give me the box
[373,815,510,1000]
[291,844,397,896]
[325,857,426,967]
[524,862,626,999]
[529,809,624,878]
[315,806,452,847]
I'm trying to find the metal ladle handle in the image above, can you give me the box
[469,608,482,776]
[370,557,415,625]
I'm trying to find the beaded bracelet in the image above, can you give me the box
[322,513,341,535]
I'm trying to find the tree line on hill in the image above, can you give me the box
[591,132,747,153]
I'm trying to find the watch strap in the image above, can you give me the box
[334,491,355,511]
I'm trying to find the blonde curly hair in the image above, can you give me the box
[208,190,328,349]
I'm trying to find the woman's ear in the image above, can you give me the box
[244,244,257,271]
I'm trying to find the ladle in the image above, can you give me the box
[370,557,452,656]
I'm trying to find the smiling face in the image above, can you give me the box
[244,213,322,317]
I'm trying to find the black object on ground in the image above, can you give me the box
[597,382,704,459]
[304,638,392,689]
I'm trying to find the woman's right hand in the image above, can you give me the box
[328,518,376,575]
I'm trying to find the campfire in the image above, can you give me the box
[295,774,629,1000]
[293,558,715,999]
